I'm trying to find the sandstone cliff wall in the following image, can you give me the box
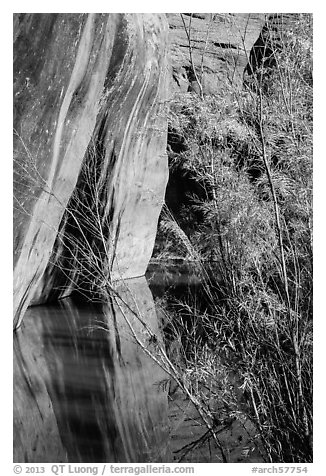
[167,13,265,95]
[13,14,169,328]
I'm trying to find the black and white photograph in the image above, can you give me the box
[12,6,314,471]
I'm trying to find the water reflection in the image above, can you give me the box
[146,261,204,299]
[14,277,170,463]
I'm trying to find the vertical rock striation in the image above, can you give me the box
[13,14,169,328]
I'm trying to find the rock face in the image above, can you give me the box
[13,14,169,328]
[167,13,265,95]
[244,13,301,77]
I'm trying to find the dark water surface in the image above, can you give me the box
[14,266,262,463]
[14,277,170,463]
[146,262,264,463]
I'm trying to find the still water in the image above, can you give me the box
[14,277,170,463]
[14,265,262,463]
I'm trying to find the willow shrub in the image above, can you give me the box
[158,14,312,462]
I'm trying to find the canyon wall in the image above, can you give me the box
[13,14,169,328]
[167,13,265,95]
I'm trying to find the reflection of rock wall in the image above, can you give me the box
[14,320,67,462]
[14,277,170,463]
[13,14,169,328]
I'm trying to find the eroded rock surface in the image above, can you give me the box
[167,13,265,95]
[13,14,169,328]
[244,13,302,77]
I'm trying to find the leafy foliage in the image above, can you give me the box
[156,13,313,462]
